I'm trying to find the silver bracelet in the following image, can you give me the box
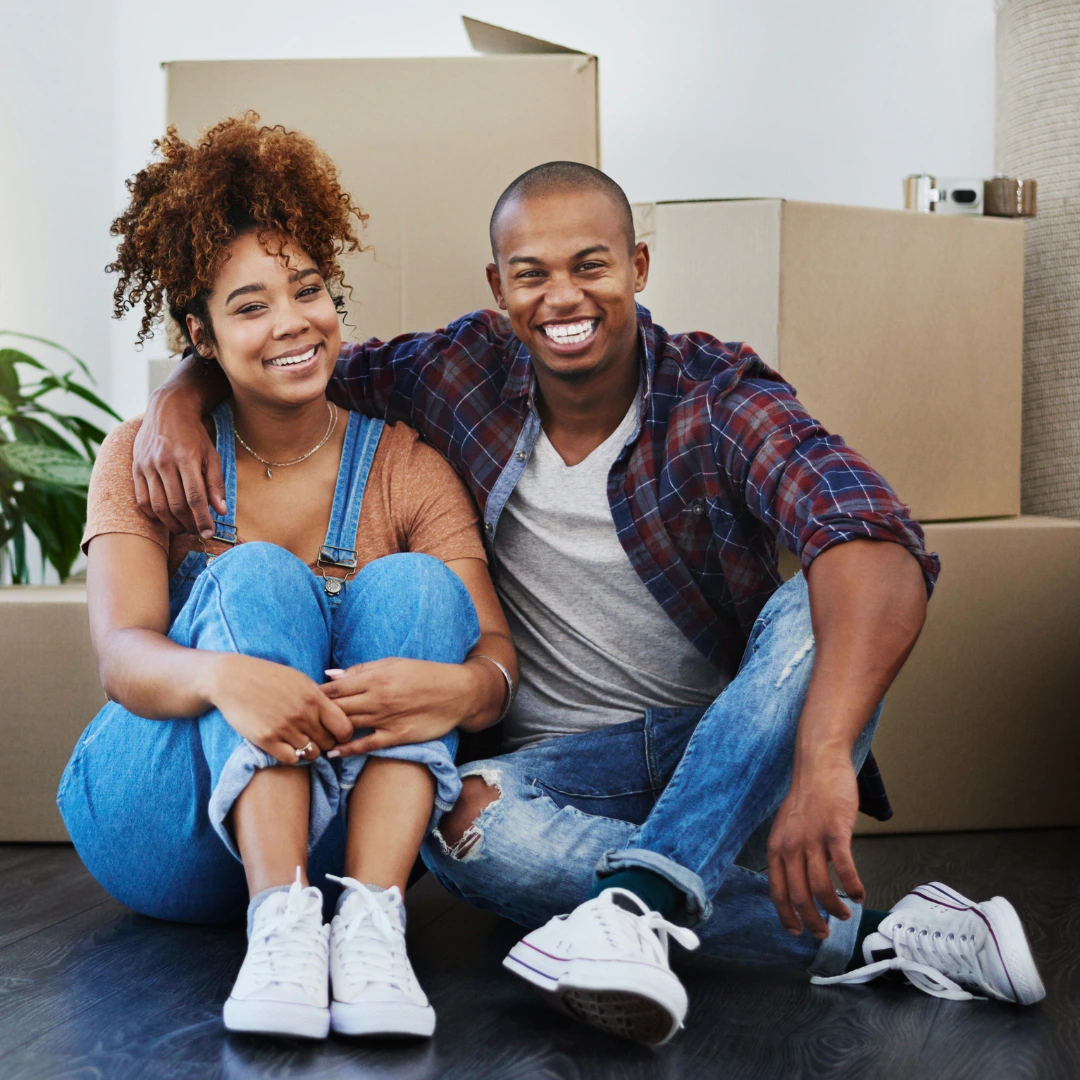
[469,654,516,723]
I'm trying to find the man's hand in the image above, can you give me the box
[765,538,928,939]
[132,356,229,537]
[767,750,864,939]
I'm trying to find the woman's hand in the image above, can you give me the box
[321,657,483,756]
[209,653,354,764]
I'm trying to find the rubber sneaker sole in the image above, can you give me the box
[330,1000,436,1037]
[223,997,330,1039]
[503,940,685,1045]
[918,883,1046,1005]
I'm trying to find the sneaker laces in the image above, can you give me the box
[327,875,413,991]
[594,888,700,963]
[246,869,326,996]
[811,913,987,1001]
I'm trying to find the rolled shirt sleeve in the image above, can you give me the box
[711,374,941,596]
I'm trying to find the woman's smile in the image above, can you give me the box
[264,342,323,373]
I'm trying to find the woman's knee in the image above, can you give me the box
[205,542,319,603]
[353,553,468,609]
[339,554,480,662]
[177,542,331,667]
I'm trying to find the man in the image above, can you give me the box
[135,162,1045,1044]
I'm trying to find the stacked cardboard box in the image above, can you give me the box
[640,198,1080,832]
[6,32,1074,841]
[0,587,106,841]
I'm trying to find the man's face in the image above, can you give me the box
[487,189,649,384]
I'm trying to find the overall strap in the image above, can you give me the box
[208,402,239,546]
[318,411,385,574]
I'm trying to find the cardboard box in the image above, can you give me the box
[634,199,1024,522]
[781,517,1080,833]
[166,18,598,344]
[0,586,106,841]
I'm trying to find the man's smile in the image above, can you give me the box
[538,318,600,354]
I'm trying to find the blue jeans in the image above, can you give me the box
[59,544,480,925]
[422,573,879,976]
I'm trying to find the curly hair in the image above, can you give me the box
[108,112,367,347]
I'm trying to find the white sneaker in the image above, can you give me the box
[810,881,1046,1004]
[326,875,436,1037]
[503,887,700,1045]
[223,871,331,1038]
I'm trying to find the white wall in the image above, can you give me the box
[5,0,997,421]
[0,2,115,396]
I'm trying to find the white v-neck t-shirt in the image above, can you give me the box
[495,391,730,751]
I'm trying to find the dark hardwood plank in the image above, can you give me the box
[0,832,1077,1080]
[0,843,64,873]
[0,844,111,950]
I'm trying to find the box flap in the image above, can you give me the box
[463,16,586,56]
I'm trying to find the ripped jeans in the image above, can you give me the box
[421,573,880,977]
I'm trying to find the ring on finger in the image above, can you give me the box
[294,740,316,759]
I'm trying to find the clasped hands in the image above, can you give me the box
[211,653,468,767]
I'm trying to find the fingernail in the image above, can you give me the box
[200,529,214,539]
[324,669,344,677]
[788,928,801,936]
[326,749,341,758]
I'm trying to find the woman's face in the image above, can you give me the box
[189,232,342,409]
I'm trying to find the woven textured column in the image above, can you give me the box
[996,0,1080,518]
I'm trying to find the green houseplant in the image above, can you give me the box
[0,331,121,583]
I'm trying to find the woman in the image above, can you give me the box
[58,115,516,1041]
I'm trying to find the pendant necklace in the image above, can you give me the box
[234,401,338,478]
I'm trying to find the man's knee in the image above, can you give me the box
[438,775,501,855]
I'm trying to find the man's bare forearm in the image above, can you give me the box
[799,538,928,769]
[133,355,232,534]
[150,354,230,420]
[767,537,928,935]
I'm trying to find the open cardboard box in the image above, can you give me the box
[165,18,598,345]
[635,199,1025,523]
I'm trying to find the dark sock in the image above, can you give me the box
[590,869,682,921]
[848,907,891,969]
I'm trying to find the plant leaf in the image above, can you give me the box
[10,521,28,584]
[14,482,86,581]
[8,415,82,453]
[25,412,109,456]
[44,375,122,421]
[0,442,92,488]
[0,332,94,381]
[0,348,42,405]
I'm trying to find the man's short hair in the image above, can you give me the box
[489,161,636,261]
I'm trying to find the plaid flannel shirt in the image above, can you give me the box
[329,304,940,820]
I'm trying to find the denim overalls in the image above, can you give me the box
[59,403,480,925]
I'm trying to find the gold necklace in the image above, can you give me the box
[234,401,338,479]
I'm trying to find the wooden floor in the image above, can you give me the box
[0,830,1077,1080]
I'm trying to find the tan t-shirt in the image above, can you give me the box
[82,417,487,579]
